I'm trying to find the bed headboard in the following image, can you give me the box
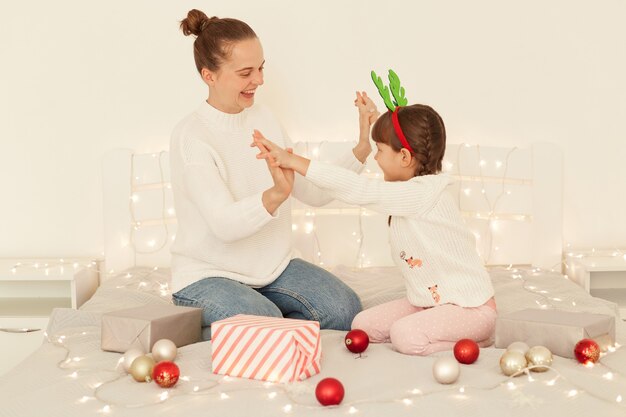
[102,142,562,277]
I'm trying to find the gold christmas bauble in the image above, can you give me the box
[525,345,553,372]
[130,355,155,382]
[499,351,527,377]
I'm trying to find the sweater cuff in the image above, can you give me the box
[242,191,276,230]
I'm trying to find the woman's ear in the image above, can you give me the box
[201,68,216,86]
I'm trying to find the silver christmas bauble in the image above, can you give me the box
[432,357,460,384]
[525,345,553,372]
[499,351,527,376]
[152,339,178,362]
[122,348,145,373]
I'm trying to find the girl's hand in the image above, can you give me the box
[354,91,380,126]
[352,91,375,163]
[252,130,294,169]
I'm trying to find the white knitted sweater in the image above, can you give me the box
[306,161,494,307]
[169,102,362,292]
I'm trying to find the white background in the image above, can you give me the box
[0,0,624,258]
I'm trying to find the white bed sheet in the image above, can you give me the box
[1,266,625,417]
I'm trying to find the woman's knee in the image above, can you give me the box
[173,278,282,325]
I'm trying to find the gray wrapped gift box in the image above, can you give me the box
[495,308,615,358]
[101,304,202,353]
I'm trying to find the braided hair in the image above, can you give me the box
[371,104,446,177]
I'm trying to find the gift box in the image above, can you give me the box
[101,304,202,353]
[211,315,321,383]
[495,308,615,358]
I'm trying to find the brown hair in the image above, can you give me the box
[180,9,257,73]
[371,104,446,176]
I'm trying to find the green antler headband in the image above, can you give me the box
[371,69,408,111]
[371,69,414,154]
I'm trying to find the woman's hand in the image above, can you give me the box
[253,132,295,213]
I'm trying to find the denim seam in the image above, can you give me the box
[260,287,321,322]
[172,293,230,322]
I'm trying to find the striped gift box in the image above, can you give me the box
[211,315,321,383]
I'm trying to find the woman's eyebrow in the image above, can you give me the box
[236,60,265,72]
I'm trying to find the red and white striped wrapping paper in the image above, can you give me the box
[211,315,321,383]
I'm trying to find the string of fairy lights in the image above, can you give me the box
[4,144,626,413]
[28,265,623,413]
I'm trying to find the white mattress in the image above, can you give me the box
[2,266,625,417]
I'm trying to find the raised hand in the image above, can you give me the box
[252,130,294,169]
[354,91,380,126]
[253,131,295,213]
[252,130,311,177]
[352,91,376,163]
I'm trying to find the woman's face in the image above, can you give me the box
[205,37,265,114]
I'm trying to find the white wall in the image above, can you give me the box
[0,0,624,258]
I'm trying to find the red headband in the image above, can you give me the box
[391,108,414,154]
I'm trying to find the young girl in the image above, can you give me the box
[252,99,497,356]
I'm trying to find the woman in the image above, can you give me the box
[170,9,370,340]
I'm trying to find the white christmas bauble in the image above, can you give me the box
[499,351,527,376]
[152,339,177,362]
[506,341,530,356]
[432,357,460,384]
[525,345,553,372]
[122,348,145,373]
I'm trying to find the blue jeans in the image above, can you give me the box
[172,258,362,340]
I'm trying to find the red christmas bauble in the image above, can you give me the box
[152,361,180,388]
[453,339,480,364]
[315,377,345,406]
[345,329,369,354]
[574,339,600,364]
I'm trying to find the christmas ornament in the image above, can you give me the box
[525,346,552,372]
[152,361,180,388]
[453,339,480,364]
[152,339,178,362]
[345,329,369,354]
[506,341,529,356]
[499,351,527,376]
[122,348,145,373]
[574,339,600,364]
[315,378,345,406]
[432,357,460,384]
[130,355,155,382]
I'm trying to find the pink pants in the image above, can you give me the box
[351,297,497,356]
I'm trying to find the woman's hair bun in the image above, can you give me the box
[180,9,217,37]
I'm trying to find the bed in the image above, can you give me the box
[1,142,625,417]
